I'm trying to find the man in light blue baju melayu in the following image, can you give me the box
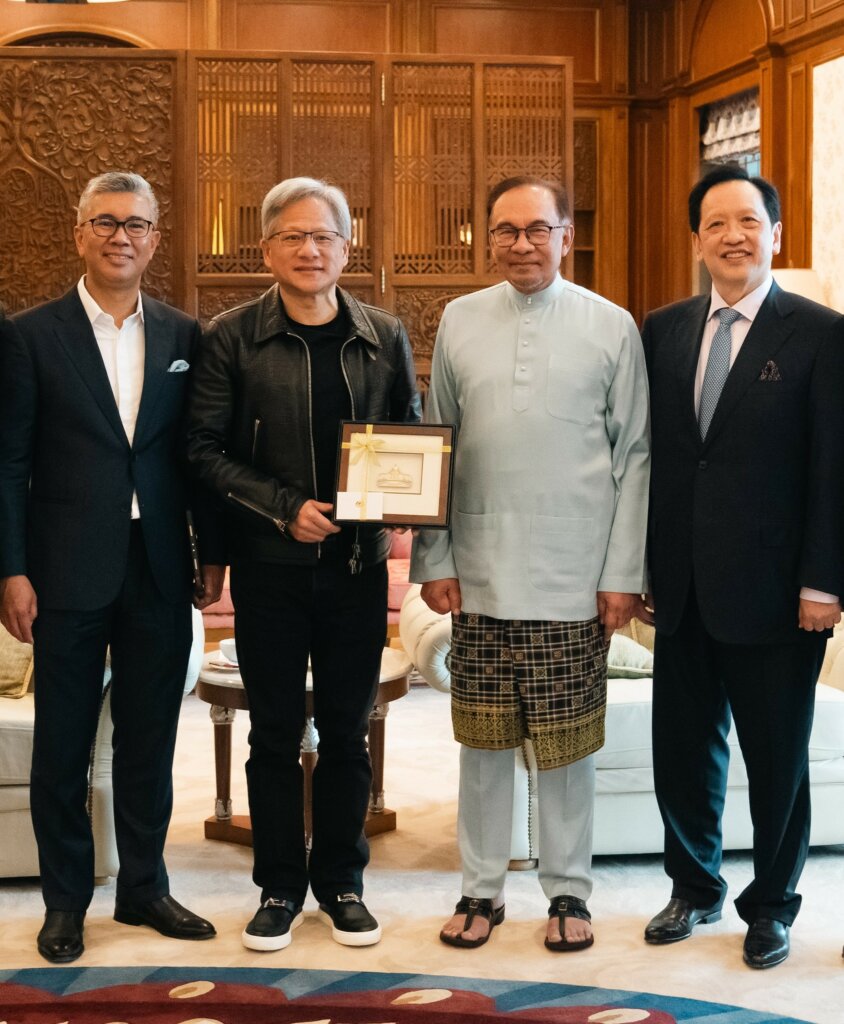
[411,176,650,952]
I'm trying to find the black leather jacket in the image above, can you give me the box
[186,284,421,566]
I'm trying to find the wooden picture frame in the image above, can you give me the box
[335,421,455,528]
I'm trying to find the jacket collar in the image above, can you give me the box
[253,283,381,348]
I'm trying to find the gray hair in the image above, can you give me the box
[261,177,351,240]
[76,172,159,226]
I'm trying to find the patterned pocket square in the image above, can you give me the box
[167,359,190,373]
[758,360,782,382]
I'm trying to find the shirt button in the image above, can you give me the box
[520,365,526,371]
[698,460,708,470]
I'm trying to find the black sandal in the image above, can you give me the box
[545,894,594,952]
[439,896,505,948]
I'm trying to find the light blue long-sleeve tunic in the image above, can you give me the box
[410,274,650,621]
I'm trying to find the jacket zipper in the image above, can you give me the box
[286,332,321,557]
[340,337,363,574]
[251,417,261,463]
[227,492,286,534]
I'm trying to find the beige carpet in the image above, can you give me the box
[1,685,843,1023]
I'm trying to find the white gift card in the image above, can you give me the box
[335,491,384,521]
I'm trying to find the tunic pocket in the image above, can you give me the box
[453,510,494,587]
[528,515,594,592]
[545,360,601,425]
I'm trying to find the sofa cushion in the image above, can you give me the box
[0,625,34,699]
[607,633,653,678]
[0,692,35,785]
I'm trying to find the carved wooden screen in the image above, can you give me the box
[190,54,379,324]
[386,57,573,374]
[0,49,181,314]
[189,53,572,379]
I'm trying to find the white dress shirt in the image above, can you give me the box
[695,276,836,605]
[77,277,144,519]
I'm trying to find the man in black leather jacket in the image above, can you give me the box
[187,177,420,952]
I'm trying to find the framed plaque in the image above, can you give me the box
[334,421,455,528]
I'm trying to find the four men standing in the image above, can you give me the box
[0,163,841,968]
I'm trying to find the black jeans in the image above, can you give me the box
[231,557,387,905]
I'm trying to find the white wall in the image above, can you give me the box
[812,57,844,313]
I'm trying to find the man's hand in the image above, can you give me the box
[596,591,640,639]
[193,564,226,610]
[421,577,462,615]
[0,575,38,644]
[288,499,341,543]
[799,598,842,632]
[635,592,655,626]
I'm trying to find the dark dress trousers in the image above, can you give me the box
[0,288,222,912]
[643,282,844,925]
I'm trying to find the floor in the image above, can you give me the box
[1,685,843,1023]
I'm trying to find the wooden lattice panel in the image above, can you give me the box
[291,61,375,274]
[0,54,177,312]
[196,59,279,275]
[392,62,473,275]
[483,65,567,187]
[483,64,569,273]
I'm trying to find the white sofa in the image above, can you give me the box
[0,608,205,881]
[400,584,844,860]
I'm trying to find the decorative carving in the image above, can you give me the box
[394,286,475,361]
[574,120,598,210]
[198,285,269,326]
[342,283,375,306]
[0,56,176,312]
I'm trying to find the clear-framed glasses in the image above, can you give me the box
[489,224,564,247]
[84,216,155,238]
[266,229,344,248]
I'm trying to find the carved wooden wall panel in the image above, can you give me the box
[391,62,473,275]
[291,60,376,274]
[0,51,179,313]
[197,285,268,326]
[196,58,279,275]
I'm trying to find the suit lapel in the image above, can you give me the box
[702,283,794,447]
[673,296,709,442]
[132,295,174,449]
[52,288,128,446]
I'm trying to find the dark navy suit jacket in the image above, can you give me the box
[0,287,223,610]
[642,282,844,644]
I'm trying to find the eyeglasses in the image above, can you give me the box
[83,216,155,238]
[266,230,344,248]
[489,224,564,247]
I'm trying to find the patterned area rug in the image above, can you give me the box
[0,967,813,1023]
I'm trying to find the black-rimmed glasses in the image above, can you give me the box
[489,224,564,247]
[83,216,155,238]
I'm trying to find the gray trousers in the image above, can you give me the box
[457,745,595,902]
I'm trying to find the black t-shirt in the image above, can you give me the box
[286,308,353,563]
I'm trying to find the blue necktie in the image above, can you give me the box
[698,307,742,440]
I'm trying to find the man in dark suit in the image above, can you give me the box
[0,172,225,963]
[641,165,844,968]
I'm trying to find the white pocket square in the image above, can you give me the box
[168,360,190,373]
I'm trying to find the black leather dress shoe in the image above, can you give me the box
[37,910,85,963]
[113,894,216,940]
[743,918,789,969]
[644,897,722,944]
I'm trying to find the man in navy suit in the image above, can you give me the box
[0,172,225,963]
[641,165,844,968]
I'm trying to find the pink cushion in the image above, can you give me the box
[389,531,413,559]
[201,570,234,627]
[388,557,411,611]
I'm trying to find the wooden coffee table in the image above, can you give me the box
[195,645,411,847]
